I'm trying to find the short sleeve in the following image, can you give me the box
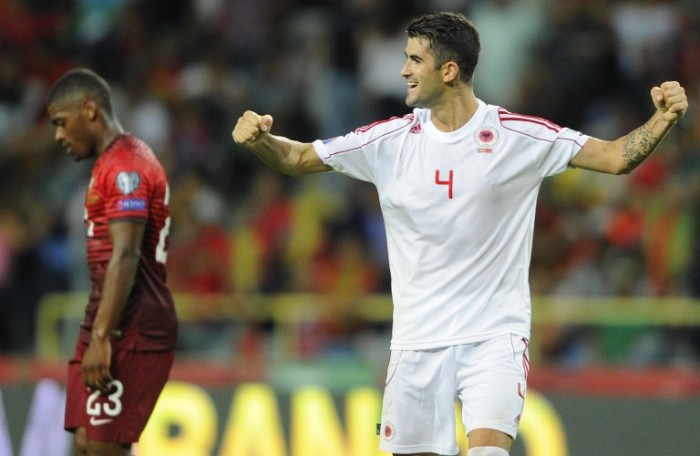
[100,160,152,222]
[536,127,589,177]
[498,109,589,178]
[313,114,416,183]
[313,135,375,183]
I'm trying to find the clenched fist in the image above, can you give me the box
[651,81,688,123]
[232,111,274,146]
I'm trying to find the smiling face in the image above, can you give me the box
[48,95,98,162]
[401,37,450,109]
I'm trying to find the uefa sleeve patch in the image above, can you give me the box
[116,171,141,195]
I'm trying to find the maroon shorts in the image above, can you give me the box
[64,341,175,443]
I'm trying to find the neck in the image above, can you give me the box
[430,83,478,132]
[96,120,124,156]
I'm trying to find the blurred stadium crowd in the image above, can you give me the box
[0,0,699,366]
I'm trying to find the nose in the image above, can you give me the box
[400,59,410,78]
[54,127,64,143]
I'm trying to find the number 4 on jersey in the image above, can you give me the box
[435,169,454,199]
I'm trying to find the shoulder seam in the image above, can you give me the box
[498,108,561,131]
[326,113,415,158]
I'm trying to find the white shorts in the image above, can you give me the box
[379,334,530,455]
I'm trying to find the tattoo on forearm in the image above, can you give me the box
[623,123,663,170]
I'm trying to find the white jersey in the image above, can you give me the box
[312,100,588,350]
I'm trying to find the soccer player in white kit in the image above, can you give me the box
[232,11,688,456]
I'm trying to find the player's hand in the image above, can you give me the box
[82,337,114,393]
[651,81,688,123]
[232,110,274,146]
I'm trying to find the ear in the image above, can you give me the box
[81,99,98,121]
[442,61,460,84]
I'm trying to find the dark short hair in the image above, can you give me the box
[406,12,481,84]
[46,68,115,117]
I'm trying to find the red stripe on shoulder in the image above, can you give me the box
[354,113,414,134]
[498,108,561,133]
[326,113,415,158]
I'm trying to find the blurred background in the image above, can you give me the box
[1,0,700,454]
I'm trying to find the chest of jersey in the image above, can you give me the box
[377,129,540,237]
[85,175,109,237]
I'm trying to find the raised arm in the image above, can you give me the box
[571,81,688,175]
[231,110,331,176]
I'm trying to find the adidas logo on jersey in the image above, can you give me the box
[409,123,422,134]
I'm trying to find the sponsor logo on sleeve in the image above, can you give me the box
[116,198,147,211]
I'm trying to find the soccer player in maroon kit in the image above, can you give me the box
[47,68,177,456]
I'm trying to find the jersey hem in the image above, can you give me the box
[389,329,530,351]
[467,420,520,440]
[379,442,459,456]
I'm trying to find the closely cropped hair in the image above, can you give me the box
[47,68,115,117]
[407,12,481,84]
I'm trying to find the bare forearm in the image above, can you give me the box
[620,111,675,173]
[247,134,311,176]
[232,110,329,175]
[571,82,687,175]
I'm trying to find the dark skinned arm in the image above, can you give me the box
[82,219,145,392]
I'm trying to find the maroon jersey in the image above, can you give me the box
[81,134,177,351]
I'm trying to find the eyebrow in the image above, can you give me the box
[404,51,423,62]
